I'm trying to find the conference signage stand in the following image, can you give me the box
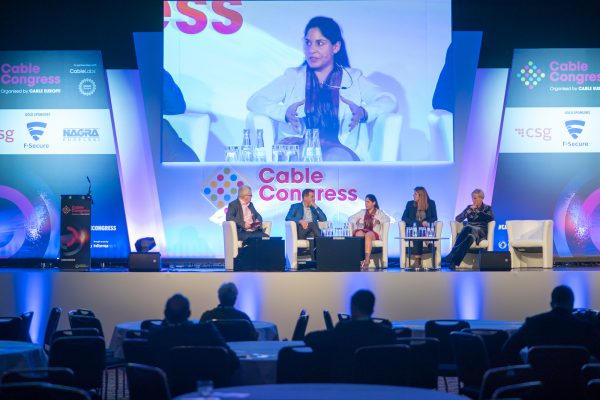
[60,195,92,270]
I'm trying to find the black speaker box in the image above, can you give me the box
[128,252,162,272]
[478,251,511,271]
[234,237,285,271]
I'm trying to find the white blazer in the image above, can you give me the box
[348,209,390,238]
[247,66,396,159]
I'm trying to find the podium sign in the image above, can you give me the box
[60,195,91,269]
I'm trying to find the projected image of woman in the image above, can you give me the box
[247,16,396,161]
[348,194,390,269]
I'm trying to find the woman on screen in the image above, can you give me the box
[401,186,438,268]
[247,16,396,161]
[444,189,494,268]
[348,194,390,269]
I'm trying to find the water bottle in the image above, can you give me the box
[412,222,417,237]
[313,129,322,162]
[254,129,266,162]
[241,129,253,162]
[302,129,315,162]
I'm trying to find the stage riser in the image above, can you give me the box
[2,270,599,343]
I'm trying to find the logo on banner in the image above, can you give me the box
[514,127,552,141]
[78,78,96,96]
[564,120,585,139]
[26,121,47,141]
[62,205,71,215]
[0,129,15,143]
[63,128,100,142]
[202,167,247,209]
[516,61,546,90]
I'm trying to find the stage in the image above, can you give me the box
[2,266,600,344]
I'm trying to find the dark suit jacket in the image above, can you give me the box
[226,199,263,233]
[304,319,396,382]
[455,203,494,237]
[147,320,240,370]
[285,202,327,223]
[200,305,253,323]
[501,308,600,364]
[401,199,438,226]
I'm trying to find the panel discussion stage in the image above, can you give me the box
[2,267,599,344]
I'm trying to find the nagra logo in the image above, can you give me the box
[257,167,358,202]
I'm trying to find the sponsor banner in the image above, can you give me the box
[60,195,91,269]
[0,50,108,109]
[0,109,116,155]
[499,107,600,153]
[506,48,600,107]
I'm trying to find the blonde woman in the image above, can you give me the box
[348,194,390,268]
[401,186,438,268]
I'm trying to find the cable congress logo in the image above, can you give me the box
[516,61,546,90]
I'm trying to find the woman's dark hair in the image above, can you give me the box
[365,194,379,210]
[304,16,350,68]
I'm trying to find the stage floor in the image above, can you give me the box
[2,266,600,344]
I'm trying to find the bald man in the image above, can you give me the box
[226,185,269,242]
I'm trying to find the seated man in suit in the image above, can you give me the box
[304,289,396,382]
[147,294,240,371]
[501,285,600,364]
[285,188,327,259]
[226,185,268,242]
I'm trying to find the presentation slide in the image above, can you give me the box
[493,48,600,256]
[163,0,452,163]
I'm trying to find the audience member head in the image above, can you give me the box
[164,294,191,324]
[218,282,239,307]
[413,186,429,211]
[365,194,380,211]
[238,185,252,203]
[550,285,575,311]
[350,289,375,319]
[302,189,315,206]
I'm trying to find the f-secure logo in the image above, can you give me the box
[26,121,47,141]
[564,120,585,139]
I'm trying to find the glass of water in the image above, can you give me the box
[272,145,286,162]
[196,380,213,398]
[240,145,254,162]
[224,146,239,162]
[285,145,300,162]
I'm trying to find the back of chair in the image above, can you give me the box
[125,329,148,339]
[126,363,171,400]
[1,367,75,388]
[141,319,163,331]
[323,310,334,331]
[480,364,537,400]
[277,346,323,383]
[123,338,155,365]
[291,314,310,341]
[528,345,590,399]
[68,309,95,317]
[587,379,600,400]
[396,338,440,389]
[0,382,92,400]
[491,380,544,400]
[0,317,23,341]
[337,313,351,322]
[19,311,33,342]
[424,319,470,364]
[462,328,509,367]
[68,315,104,337]
[450,331,490,392]
[353,344,411,386]
[166,346,232,397]
[393,327,412,338]
[581,363,600,386]
[371,317,392,328]
[52,328,101,344]
[210,319,257,341]
[48,336,106,391]
[44,307,62,352]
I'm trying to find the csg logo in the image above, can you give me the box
[0,129,15,143]
[164,1,243,35]
[514,127,552,141]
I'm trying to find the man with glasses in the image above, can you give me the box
[226,185,268,242]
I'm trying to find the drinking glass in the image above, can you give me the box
[272,145,285,162]
[224,146,239,162]
[240,145,254,162]
[286,145,300,162]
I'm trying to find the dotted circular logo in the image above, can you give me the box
[498,241,507,250]
[202,167,245,209]
[516,61,545,90]
[78,78,97,96]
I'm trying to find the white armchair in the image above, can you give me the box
[285,221,327,270]
[450,221,495,269]
[223,221,272,271]
[399,221,443,268]
[506,220,553,268]
[348,222,390,268]
[164,112,210,161]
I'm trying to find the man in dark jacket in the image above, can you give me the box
[501,285,600,364]
[226,185,268,242]
[304,289,396,382]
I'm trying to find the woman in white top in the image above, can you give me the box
[246,16,396,161]
[348,194,390,269]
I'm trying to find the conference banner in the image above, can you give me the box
[60,195,91,269]
[0,50,129,259]
[492,49,600,256]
